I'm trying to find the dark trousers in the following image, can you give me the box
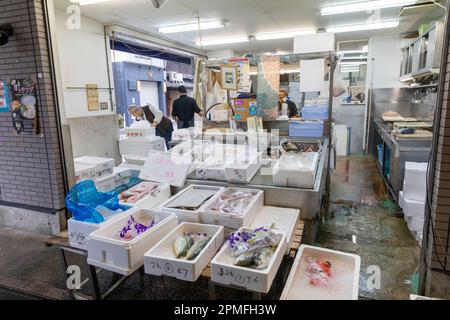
[156,122,174,150]
[177,119,195,129]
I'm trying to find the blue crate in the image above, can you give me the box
[289,120,324,137]
[377,144,383,165]
[301,106,329,120]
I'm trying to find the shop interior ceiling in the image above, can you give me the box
[56,0,445,55]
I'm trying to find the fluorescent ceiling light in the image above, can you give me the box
[159,20,225,34]
[196,36,249,46]
[70,0,110,5]
[327,21,399,33]
[255,29,316,41]
[321,0,417,16]
[338,49,368,55]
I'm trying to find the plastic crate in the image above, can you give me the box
[289,120,324,138]
[301,106,329,120]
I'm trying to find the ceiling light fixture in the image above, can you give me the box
[327,21,399,33]
[70,0,111,5]
[321,0,418,16]
[255,29,316,41]
[195,36,249,46]
[337,49,369,55]
[159,20,225,34]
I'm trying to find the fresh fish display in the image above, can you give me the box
[206,189,257,215]
[173,232,210,260]
[281,140,321,154]
[117,215,158,241]
[306,257,332,286]
[227,225,281,270]
[119,182,159,204]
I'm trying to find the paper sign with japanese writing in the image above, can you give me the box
[10,78,38,135]
[139,151,191,187]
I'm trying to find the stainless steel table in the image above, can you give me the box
[177,139,330,244]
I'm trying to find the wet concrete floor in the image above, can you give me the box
[0,156,447,300]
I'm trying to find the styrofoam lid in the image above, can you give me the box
[74,162,95,171]
[75,156,114,165]
[405,162,428,173]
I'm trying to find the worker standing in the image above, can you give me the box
[278,89,298,118]
[171,86,203,129]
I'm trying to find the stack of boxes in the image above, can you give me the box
[74,156,131,192]
[399,162,428,244]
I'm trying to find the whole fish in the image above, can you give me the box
[173,234,194,258]
[186,238,210,260]
[234,251,256,267]
[254,247,275,270]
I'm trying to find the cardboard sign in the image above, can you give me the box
[139,151,191,188]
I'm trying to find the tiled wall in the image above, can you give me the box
[429,47,450,271]
[0,0,65,211]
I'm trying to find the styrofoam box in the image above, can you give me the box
[399,191,405,209]
[124,127,155,137]
[118,181,171,209]
[273,153,319,189]
[201,188,264,230]
[405,215,424,233]
[280,245,361,300]
[250,206,300,255]
[403,183,426,202]
[119,136,166,157]
[75,156,114,180]
[404,162,428,186]
[211,231,287,293]
[160,185,225,223]
[402,195,425,218]
[68,213,126,250]
[95,174,116,192]
[144,223,224,282]
[87,209,178,275]
[74,162,96,183]
[114,167,131,182]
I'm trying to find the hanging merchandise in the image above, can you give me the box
[229,57,251,93]
[9,78,39,134]
[0,80,10,112]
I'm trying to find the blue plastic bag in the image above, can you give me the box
[66,180,121,223]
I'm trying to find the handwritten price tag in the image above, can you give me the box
[148,260,190,279]
[139,151,191,187]
[216,267,259,285]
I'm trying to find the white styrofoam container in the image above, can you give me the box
[144,223,224,282]
[68,212,126,250]
[405,215,424,233]
[280,245,361,300]
[87,209,178,275]
[74,162,96,183]
[211,230,287,293]
[250,206,300,255]
[124,127,155,138]
[403,183,426,202]
[160,185,225,223]
[402,195,425,218]
[272,153,319,189]
[399,191,405,209]
[94,174,116,192]
[404,162,428,187]
[119,136,166,157]
[201,188,264,230]
[118,181,171,209]
[75,156,115,180]
[114,167,132,182]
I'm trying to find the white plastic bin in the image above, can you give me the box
[144,223,224,282]
[160,185,224,223]
[402,195,425,218]
[211,230,287,293]
[118,181,171,209]
[201,188,264,229]
[405,215,424,233]
[404,162,428,186]
[280,245,360,300]
[75,156,114,180]
[87,209,178,275]
[250,206,300,255]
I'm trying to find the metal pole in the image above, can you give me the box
[325,53,336,211]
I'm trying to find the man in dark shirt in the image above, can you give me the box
[278,89,298,118]
[171,86,202,129]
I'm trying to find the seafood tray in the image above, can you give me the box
[272,152,319,189]
[118,181,171,209]
[87,209,178,275]
[281,140,322,154]
[195,144,261,183]
[160,185,225,223]
[249,206,300,255]
[211,228,287,293]
[280,245,360,300]
[201,188,264,230]
[144,223,224,282]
